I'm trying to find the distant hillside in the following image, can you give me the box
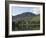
[12,12,40,31]
[12,12,36,22]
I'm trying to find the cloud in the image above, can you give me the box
[12,7,40,16]
[32,7,40,15]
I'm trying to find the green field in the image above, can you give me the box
[12,15,40,31]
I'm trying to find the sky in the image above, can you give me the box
[12,6,40,16]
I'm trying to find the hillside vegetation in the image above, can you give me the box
[12,15,40,31]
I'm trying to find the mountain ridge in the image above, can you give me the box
[12,12,39,22]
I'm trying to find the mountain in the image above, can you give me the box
[12,12,36,22]
[21,12,35,16]
[12,12,40,31]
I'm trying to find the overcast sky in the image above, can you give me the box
[12,6,40,16]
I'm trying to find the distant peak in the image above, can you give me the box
[23,12,32,13]
[23,12,35,14]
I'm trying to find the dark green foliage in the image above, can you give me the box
[12,16,40,31]
[12,22,15,31]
